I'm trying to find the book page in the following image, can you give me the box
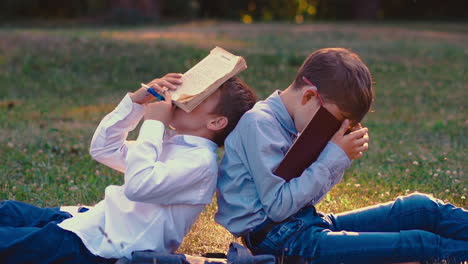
[171,47,238,102]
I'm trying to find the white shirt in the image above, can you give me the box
[58,94,218,259]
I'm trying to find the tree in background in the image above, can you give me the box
[0,0,466,23]
[108,0,162,23]
[0,0,163,23]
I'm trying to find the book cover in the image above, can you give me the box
[273,106,342,181]
[170,46,247,112]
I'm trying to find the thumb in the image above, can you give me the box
[332,119,350,142]
[337,119,350,136]
[163,89,172,104]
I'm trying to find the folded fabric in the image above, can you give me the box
[115,252,226,264]
[227,242,276,264]
[114,242,275,264]
[115,251,190,264]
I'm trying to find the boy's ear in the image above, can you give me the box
[301,87,318,105]
[207,116,228,132]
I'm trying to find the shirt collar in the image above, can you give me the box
[264,90,298,136]
[166,133,218,152]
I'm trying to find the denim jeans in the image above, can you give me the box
[0,200,114,264]
[245,193,468,264]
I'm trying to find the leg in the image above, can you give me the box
[0,223,113,264]
[0,200,71,228]
[250,206,467,264]
[330,193,468,241]
[300,229,468,264]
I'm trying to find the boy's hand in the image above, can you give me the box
[144,89,174,126]
[130,73,182,105]
[130,87,153,105]
[331,119,369,160]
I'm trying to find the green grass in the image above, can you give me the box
[0,21,467,258]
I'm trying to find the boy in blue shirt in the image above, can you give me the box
[216,48,467,263]
[0,73,257,263]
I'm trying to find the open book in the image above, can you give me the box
[273,106,342,181]
[170,47,247,112]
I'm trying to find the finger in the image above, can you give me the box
[155,79,177,91]
[355,143,369,152]
[350,151,363,160]
[147,82,163,93]
[161,79,178,90]
[148,83,164,93]
[165,73,183,78]
[147,84,168,101]
[351,123,363,131]
[164,77,183,85]
[354,133,369,146]
[354,152,364,160]
[348,127,368,140]
[163,89,172,104]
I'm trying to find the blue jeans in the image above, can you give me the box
[245,193,468,264]
[0,200,114,264]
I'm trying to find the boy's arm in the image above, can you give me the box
[239,119,351,222]
[123,80,216,205]
[123,120,216,205]
[89,94,145,173]
[89,73,182,173]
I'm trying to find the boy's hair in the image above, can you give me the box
[211,76,257,146]
[292,48,374,123]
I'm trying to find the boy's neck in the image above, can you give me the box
[279,85,301,122]
[173,128,214,142]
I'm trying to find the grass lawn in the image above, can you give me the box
[0,21,466,257]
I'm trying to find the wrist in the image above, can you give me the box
[130,93,139,104]
[331,140,350,159]
[131,88,151,105]
[144,113,171,126]
[318,142,352,170]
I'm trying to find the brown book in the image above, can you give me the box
[170,46,248,112]
[273,106,342,181]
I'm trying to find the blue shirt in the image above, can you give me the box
[215,91,351,236]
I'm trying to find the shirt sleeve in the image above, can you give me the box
[240,118,351,222]
[89,93,145,173]
[123,120,216,205]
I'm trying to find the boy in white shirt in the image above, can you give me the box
[0,73,257,263]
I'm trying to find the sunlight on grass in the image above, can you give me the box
[178,200,240,255]
[0,22,466,259]
[101,30,249,50]
[63,104,115,121]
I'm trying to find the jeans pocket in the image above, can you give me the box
[260,219,304,254]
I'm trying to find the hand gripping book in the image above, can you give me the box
[273,106,342,181]
[170,46,247,112]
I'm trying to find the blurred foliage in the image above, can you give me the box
[0,0,467,23]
